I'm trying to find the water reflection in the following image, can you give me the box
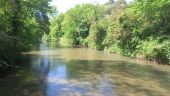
[34,58,115,96]
[32,57,170,96]
[33,44,50,96]
[33,43,116,96]
[47,64,68,96]
[1,42,170,96]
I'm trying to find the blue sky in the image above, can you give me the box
[51,0,133,13]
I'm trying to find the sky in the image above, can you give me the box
[50,0,133,13]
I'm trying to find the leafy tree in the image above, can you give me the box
[0,0,52,70]
[60,4,104,45]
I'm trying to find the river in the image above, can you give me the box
[0,42,170,96]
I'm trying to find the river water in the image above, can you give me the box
[0,42,170,96]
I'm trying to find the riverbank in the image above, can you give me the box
[45,39,170,65]
[2,42,170,96]
[47,1,170,65]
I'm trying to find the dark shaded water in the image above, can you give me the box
[1,42,170,96]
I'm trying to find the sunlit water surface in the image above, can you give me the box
[1,42,170,96]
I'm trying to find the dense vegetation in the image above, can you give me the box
[0,0,51,70]
[48,0,170,64]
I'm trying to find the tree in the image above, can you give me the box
[0,0,52,70]
[60,4,104,45]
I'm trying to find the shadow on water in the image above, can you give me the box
[1,42,170,96]
[1,58,170,96]
[65,59,170,96]
[0,55,43,96]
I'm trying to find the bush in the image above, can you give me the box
[86,22,106,50]
[137,39,160,60]
[162,40,170,64]
[136,38,170,64]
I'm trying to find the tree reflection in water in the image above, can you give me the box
[1,43,170,96]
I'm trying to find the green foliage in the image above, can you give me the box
[50,4,104,46]
[135,38,170,64]
[0,0,51,69]
[49,3,115,47]
[48,0,170,64]
[49,13,64,41]
[117,0,170,63]
[137,38,161,60]
[86,22,106,50]
[162,40,170,64]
